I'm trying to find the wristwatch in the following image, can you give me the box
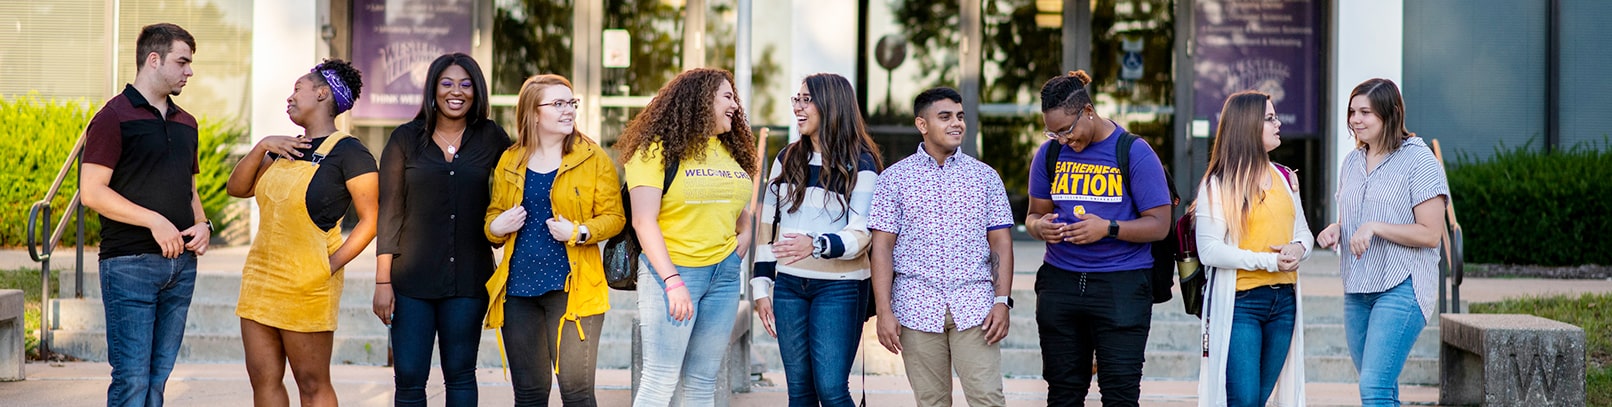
[577,225,591,243]
[1107,219,1120,238]
[994,295,1014,309]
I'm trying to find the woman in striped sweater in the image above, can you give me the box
[752,73,883,407]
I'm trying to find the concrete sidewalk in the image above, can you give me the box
[0,362,1437,406]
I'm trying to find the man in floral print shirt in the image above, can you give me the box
[869,87,1016,407]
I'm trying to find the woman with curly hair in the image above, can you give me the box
[751,73,882,406]
[616,67,759,406]
[227,58,377,406]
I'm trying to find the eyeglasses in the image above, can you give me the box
[790,95,813,105]
[538,98,581,110]
[1044,121,1078,140]
[1264,115,1280,124]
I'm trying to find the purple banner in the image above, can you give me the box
[1193,0,1320,135]
[350,0,474,121]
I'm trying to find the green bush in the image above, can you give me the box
[0,93,244,247]
[1448,140,1612,266]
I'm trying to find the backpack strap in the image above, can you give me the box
[1115,131,1179,214]
[1041,140,1062,190]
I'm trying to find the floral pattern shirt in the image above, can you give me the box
[867,145,1015,333]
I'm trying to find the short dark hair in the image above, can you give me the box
[134,23,195,72]
[1040,70,1093,114]
[913,87,962,117]
[306,59,364,116]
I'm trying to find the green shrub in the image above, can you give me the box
[0,93,244,247]
[1448,140,1612,266]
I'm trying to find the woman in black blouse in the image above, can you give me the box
[373,53,511,406]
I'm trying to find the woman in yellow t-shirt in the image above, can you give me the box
[614,68,760,406]
[1192,90,1314,407]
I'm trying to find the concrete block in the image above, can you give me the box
[0,289,24,381]
[1440,313,1586,406]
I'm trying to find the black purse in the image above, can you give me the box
[1176,207,1206,317]
[602,159,679,291]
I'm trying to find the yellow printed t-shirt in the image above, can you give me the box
[625,138,753,267]
[1236,167,1298,290]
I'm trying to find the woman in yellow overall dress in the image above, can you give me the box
[226,59,378,407]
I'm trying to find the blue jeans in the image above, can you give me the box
[1226,284,1297,407]
[633,252,743,407]
[391,295,487,407]
[1345,277,1425,407]
[100,252,197,407]
[772,274,869,407]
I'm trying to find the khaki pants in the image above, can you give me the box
[898,310,1005,407]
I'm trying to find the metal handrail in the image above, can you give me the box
[1429,139,1466,313]
[24,129,90,359]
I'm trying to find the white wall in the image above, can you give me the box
[1330,0,1402,220]
[250,0,320,234]
[788,0,858,142]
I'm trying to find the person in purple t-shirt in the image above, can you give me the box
[1025,70,1173,406]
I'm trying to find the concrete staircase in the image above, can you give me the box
[50,270,1440,385]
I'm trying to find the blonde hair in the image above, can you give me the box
[1201,91,1273,241]
[512,74,588,161]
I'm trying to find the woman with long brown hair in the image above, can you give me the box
[1316,78,1448,407]
[1193,90,1313,407]
[751,73,882,406]
[616,67,758,406]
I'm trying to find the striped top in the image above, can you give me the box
[751,150,880,300]
[1337,136,1450,320]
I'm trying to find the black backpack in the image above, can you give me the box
[1042,132,1180,303]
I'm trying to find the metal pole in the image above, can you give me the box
[76,150,85,299]
[40,205,53,359]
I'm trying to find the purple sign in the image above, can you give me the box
[350,0,474,121]
[1193,0,1320,136]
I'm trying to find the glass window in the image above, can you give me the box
[0,1,108,101]
[492,0,576,95]
[117,0,254,124]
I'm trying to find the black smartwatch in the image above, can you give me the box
[1107,219,1120,238]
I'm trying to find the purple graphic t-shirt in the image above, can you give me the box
[1028,125,1171,272]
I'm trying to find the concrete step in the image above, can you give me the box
[48,328,644,370]
[53,271,1442,385]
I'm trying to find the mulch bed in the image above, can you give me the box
[1466,263,1612,279]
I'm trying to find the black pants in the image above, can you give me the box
[502,290,604,407]
[1035,264,1153,407]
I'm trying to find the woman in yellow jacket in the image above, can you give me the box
[484,74,624,406]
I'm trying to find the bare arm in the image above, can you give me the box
[180,189,211,255]
[1361,196,1447,249]
[82,163,183,257]
[330,173,379,272]
[226,136,309,198]
[871,229,902,353]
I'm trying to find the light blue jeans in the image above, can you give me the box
[634,252,743,406]
[1344,276,1425,407]
[100,252,197,407]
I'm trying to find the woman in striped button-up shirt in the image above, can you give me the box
[1317,78,1450,407]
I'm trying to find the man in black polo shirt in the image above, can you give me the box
[80,23,211,407]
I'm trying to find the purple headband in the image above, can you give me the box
[314,68,355,114]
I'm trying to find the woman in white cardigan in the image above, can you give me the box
[1193,91,1314,407]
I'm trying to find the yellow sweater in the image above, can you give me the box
[1236,168,1298,290]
